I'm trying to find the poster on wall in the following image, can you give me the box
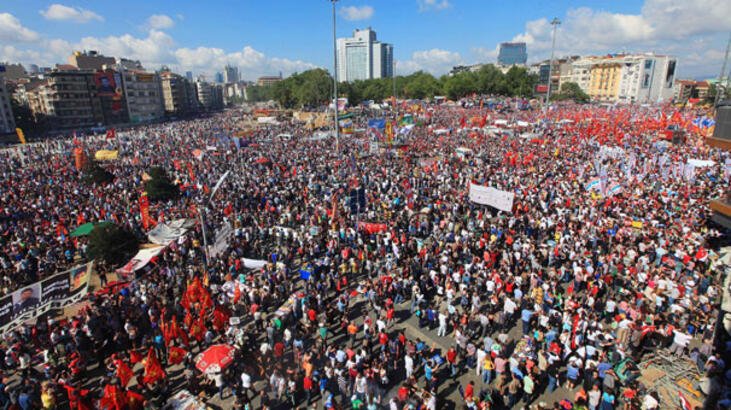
[0,262,93,332]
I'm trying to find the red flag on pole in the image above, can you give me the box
[113,358,134,387]
[99,384,126,410]
[142,348,166,385]
[167,345,187,365]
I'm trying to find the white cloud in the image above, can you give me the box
[396,48,462,75]
[76,30,176,66]
[417,0,450,12]
[472,46,499,62]
[40,4,103,23]
[0,13,40,43]
[146,14,175,30]
[339,6,374,21]
[498,0,731,77]
[175,45,316,79]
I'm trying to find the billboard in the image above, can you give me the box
[95,72,117,96]
[0,263,93,332]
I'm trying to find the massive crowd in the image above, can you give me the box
[0,98,729,410]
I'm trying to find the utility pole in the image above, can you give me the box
[544,17,561,114]
[715,32,731,107]
[331,0,340,153]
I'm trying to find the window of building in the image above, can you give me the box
[642,74,651,88]
[644,60,653,69]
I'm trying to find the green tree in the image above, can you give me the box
[87,223,139,267]
[402,71,441,99]
[443,72,478,100]
[82,161,114,185]
[145,167,179,202]
[554,82,590,103]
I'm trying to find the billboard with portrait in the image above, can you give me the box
[0,262,93,332]
[95,72,117,96]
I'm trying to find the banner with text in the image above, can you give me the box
[468,183,515,213]
[0,262,93,332]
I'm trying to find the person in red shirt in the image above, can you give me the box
[397,385,410,401]
[463,380,474,400]
[274,341,285,360]
[446,346,458,379]
[308,308,317,322]
[303,375,313,405]
[378,331,388,349]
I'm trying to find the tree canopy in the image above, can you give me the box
[144,167,179,202]
[87,223,139,267]
[246,65,539,107]
[552,82,590,103]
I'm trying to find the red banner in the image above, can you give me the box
[139,192,151,230]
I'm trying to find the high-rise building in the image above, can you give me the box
[185,71,193,81]
[336,28,394,82]
[257,75,282,86]
[497,42,527,66]
[118,67,164,123]
[195,80,224,110]
[26,65,104,129]
[161,71,194,115]
[214,72,224,84]
[586,54,676,103]
[0,65,17,134]
[68,50,116,70]
[223,65,239,84]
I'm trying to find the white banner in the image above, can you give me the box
[468,184,515,212]
[147,219,195,245]
[116,245,166,278]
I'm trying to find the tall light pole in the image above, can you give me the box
[544,17,561,114]
[331,0,340,153]
[714,32,731,107]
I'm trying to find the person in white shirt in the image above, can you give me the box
[405,353,414,379]
[670,330,693,356]
[240,370,252,400]
[438,311,448,337]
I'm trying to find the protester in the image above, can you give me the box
[0,99,728,410]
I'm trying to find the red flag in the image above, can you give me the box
[139,192,151,230]
[199,287,213,313]
[106,128,116,139]
[113,358,134,387]
[187,162,195,181]
[99,384,126,410]
[184,309,194,327]
[167,345,187,365]
[190,315,207,342]
[143,348,166,385]
[126,390,145,410]
[129,349,143,365]
[213,305,230,332]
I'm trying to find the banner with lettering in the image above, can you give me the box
[0,262,93,332]
[468,183,515,213]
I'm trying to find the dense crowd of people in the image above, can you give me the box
[0,98,728,410]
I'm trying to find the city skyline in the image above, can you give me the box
[0,0,730,80]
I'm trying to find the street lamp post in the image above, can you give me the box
[331,0,340,153]
[544,17,561,114]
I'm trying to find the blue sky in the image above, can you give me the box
[1,0,729,80]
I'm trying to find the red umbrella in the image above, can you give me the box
[195,344,236,374]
